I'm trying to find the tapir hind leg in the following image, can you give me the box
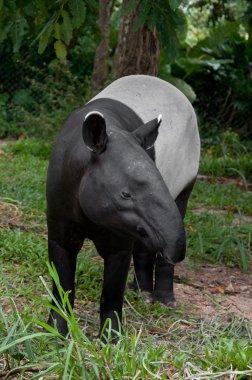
[152,257,176,306]
[47,219,85,335]
[131,242,155,297]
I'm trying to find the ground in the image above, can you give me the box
[1,198,251,324]
[175,261,252,322]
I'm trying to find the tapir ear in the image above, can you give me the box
[82,111,108,154]
[133,114,162,150]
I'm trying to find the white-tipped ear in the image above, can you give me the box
[83,111,108,154]
[133,115,162,150]
[84,111,104,121]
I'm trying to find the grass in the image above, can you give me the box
[0,136,252,378]
[199,129,252,180]
[0,281,251,379]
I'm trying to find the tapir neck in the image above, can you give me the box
[86,98,143,132]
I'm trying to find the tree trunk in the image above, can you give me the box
[113,0,160,78]
[91,0,112,94]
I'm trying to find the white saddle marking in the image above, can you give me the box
[91,75,200,199]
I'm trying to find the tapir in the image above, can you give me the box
[46,75,200,339]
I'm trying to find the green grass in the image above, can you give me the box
[190,180,252,215]
[199,129,252,180]
[1,276,251,379]
[199,153,252,182]
[0,137,252,378]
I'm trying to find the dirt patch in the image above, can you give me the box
[197,174,252,192]
[0,202,25,230]
[175,261,252,321]
[192,205,252,225]
[0,139,7,155]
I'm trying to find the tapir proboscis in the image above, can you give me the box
[46,75,200,340]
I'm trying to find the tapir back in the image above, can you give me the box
[92,75,200,199]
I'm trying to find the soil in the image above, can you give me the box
[174,261,252,322]
[0,202,24,230]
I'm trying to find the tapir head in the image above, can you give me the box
[80,111,185,264]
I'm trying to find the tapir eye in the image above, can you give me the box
[121,191,132,200]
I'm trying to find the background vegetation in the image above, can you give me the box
[0,0,251,378]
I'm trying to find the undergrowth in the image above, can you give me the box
[0,267,251,379]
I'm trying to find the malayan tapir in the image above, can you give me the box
[46,75,200,339]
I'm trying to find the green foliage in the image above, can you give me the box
[0,229,47,262]
[171,317,252,376]
[186,210,251,271]
[125,0,187,61]
[159,60,197,102]
[0,0,96,60]
[204,336,252,370]
[0,59,87,139]
[210,130,248,158]
[190,179,252,216]
[68,0,87,29]
[200,154,252,182]
[4,138,52,159]
[200,131,252,180]
[1,272,251,378]
[0,146,48,212]
[173,1,252,138]
[54,39,67,61]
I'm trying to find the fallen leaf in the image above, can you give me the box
[225,283,237,295]
[18,134,26,140]
[224,205,238,213]
[216,287,225,294]
[148,327,166,335]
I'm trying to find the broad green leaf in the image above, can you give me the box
[54,22,61,40]
[38,24,54,54]
[37,0,49,17]
[61,10,73,44]
[8,0,16,12]
[124,0,139,16]
[0,21,12,43]
[166,76,197,103]
[38,34,49,54]
[32,14,57,46]
[168,0,183,11]
[11,15,27,53]
[68,0,86,29]
[54,39,67,61]
[132,0,150,31]
[0,332,52,354]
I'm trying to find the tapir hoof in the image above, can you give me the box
[151,291,177,308]
[128,281,138,291]
[141,291,153,304]
[47,315,69,337]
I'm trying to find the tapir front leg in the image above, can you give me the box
[47,220,84,335]
[94,236,133,341]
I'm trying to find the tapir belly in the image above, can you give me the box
[92,75,200,199]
